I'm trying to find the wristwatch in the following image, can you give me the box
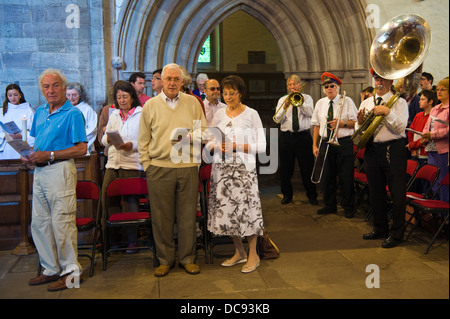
[50,151,55,162]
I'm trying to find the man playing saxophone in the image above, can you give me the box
[358,68,409,248]
[311,72,357,218]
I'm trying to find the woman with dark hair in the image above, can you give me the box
[1,84,35,159]
[206,75,266,273]
[100,80,144,253]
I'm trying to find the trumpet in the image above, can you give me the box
[273,83,306,124]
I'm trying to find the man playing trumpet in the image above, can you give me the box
[358,68,408,248]
[274,75,317,205]
[311,72,357,218]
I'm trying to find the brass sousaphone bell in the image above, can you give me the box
[352,14,431,149]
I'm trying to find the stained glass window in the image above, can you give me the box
[198,35,211,63]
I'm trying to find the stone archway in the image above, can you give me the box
[114,0,374,99]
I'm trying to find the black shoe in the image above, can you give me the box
[381,237,401,248]
[344,210,354,218]
[362,231,389,240]
[309,198,318,205]
[316,207,336,215]
[281,197,292,205]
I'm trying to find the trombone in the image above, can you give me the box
[273,83,306,124]
[311,91,346,184]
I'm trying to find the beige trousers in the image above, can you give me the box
[145,166,199,266]
[31,159,81,276]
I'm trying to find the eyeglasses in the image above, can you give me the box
[164,77,181,83]
[207,87,220,91]
[222,91,239,97]
[324,84,335,89]
[436,88,448,92]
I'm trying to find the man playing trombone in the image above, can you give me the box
[273,75,318,205]
[311,72,357,218]
[357,68,408,248]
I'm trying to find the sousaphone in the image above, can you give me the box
[352,14,431,149]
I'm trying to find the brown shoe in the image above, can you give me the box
[47,272,83,292]
[182,263,200,275]
[154,265,172,277]
[29,274,59,286]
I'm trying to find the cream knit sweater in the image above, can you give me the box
[138,93,206,170]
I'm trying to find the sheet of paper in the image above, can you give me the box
[5,134,34,157]
[405,128,423,136]
[106,130,124,147]
[0,121,21,135]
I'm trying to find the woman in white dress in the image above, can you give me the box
[206,75,266,273]
[0,84,35,160]
[66,82,98,154]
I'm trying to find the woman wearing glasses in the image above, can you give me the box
[206,75,266,273]
[421,77,449,202]
[311,72,358,218]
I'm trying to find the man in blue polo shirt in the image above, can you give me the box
[24,69,87,292]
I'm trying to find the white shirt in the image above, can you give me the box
[203,98,226,126]
[311,94,358,138]
[273,93,314,132]
[160,91,180,109]
[74,101,97,154]
[0,102,35,160]
[356,92,408,142]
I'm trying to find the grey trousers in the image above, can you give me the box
[145,165,199,266]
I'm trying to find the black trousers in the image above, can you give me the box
[365,139,407,240]
[322,136,354,211]
[279,130,317,200]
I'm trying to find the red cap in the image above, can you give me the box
[321,72,342,86]
[370,67,381,78]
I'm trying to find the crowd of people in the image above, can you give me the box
[0,64,448,291]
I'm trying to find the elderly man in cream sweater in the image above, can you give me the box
[138,63,206,277]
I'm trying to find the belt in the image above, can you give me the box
[281,130,310,135]
[373,138,404,146]
[35,159,65,167]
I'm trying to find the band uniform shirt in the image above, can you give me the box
[356,91,408,143]
[31,99,87,152]
[274,93,314,132]
[311,94,357,138]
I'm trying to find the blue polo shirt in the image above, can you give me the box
[30,99,87,152]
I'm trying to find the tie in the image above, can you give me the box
[376,97,382,105]
[292,105,299,132]
[327,100,333,137]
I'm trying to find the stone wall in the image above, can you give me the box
[0,0,106,112]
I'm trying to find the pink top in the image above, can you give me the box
[423,102,449,154]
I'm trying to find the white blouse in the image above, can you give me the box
[0,102,35,160]
[206,105,266,170]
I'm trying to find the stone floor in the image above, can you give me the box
[0,174,448,304]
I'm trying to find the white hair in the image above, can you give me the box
[39,68,68,89]
[161,63,182,79]
[196,73,209,83]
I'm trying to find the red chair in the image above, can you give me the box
[353,148,368,217]
[405,173,449,253]
[197,164,212,263]
[76,180,102,277]
[103,177,157,270]
[405,164,439,201]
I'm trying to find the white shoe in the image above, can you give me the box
[241,261,260,273]
[221,257,248,267]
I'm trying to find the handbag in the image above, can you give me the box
[258,230,280,259]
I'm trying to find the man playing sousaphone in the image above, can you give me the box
[311,72,357,218]
[358,68,409,248]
